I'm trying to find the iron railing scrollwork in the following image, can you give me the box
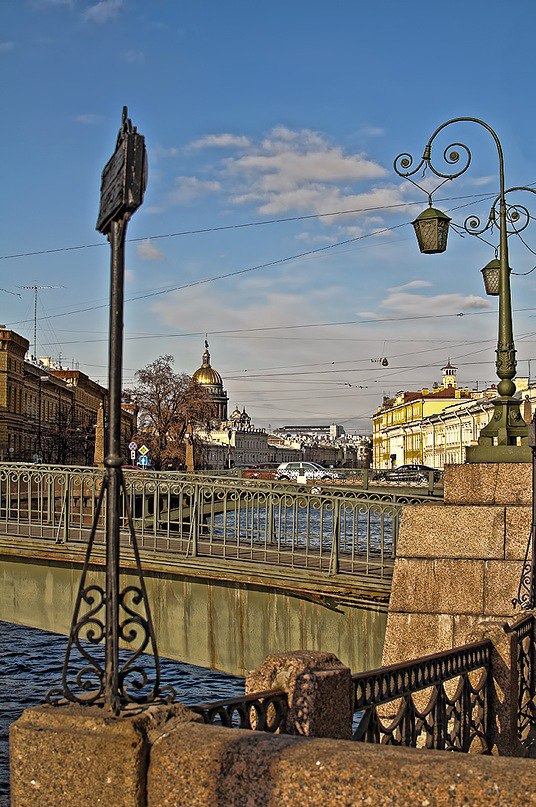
[45,469,176,710]
[507,614,536,751]
[191,689,289,733]
[352,640,492,753]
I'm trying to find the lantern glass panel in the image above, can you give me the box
[481,261,500,296]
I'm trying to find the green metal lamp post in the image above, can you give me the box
[395,118,535,462]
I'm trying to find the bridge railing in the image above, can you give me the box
[351,640,492,751]
[0,463,437,579]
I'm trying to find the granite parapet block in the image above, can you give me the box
[246,650,353,739]
[148,722,536,806]
[9,702,197,807]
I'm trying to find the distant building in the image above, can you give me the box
[191,340,228,421]
[0,327,135,464]
[372,361,530,469]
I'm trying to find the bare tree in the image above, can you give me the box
[124,355,215,469]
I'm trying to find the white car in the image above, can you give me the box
[275,462,339,482]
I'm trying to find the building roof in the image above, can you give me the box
[192,340,223,386]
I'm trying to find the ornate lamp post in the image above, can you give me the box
[394,117,536,462]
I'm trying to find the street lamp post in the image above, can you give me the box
[394,117,535,462]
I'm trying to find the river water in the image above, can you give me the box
[0,620,244,804]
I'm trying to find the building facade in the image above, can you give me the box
[373,364,474,469]
[0,327,136,464]
[373,361,531,469]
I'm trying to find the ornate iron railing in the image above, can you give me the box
[0,462,437,579]
[508,613,535,750]
[352,640,492,752]
[190,689,289,732]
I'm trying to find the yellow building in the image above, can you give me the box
[372,363,473,469]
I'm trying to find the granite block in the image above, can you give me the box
[505,506,532,560]
[381,612,454,666]
[246,650,352,739]
[484,561,523,616]
[388,558,485,615]
[9,702,197,807]
[398,504,505,559]
[444,463,531,506]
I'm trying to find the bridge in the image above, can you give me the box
[0,463,439,675]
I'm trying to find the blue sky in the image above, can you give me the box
[2,0,536,428]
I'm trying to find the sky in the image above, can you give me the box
[1,0,536,430]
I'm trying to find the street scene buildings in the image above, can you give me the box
[0,327,136,464]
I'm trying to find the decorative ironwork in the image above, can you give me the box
[0,462,439,582]
[191,689,289,732]
[507,614,536,750]
[44,108,173,713]
[352,640,492,752]
[395,118,536,456]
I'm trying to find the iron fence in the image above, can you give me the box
[0,462,437,578]
[191,689,289,732]
[352,640,492,752]
[508,613,535,751]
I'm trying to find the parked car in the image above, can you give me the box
[372,464,440,485]
[242,462,280,480]
[275,462,340,482]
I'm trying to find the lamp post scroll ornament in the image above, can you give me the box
[394,117,536,608]
[46,108,174,712]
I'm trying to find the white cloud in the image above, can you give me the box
[380,290,491,317]
[0,42,14,52]
[153,125,410,222]
[188,134,251,150]
[296,232,337,244]
[124,49,145,63]
[75,113,103,125]
[388,280,432,292]
[83,0,123,23]
[169,176,222,204]
[125,269,136,283]
[356,125,385,138]
[136,239,165,261]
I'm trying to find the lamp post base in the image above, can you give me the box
[465,443,531,463]
[465,396,530,463]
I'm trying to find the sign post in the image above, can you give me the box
[49,108,170,714]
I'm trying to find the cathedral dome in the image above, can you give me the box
[192,341,223,386]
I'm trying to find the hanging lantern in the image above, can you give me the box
[481,258,501,296]
[411,207,451,254]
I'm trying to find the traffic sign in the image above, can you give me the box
[139,445,149,456]
[130,450,136,460]
[129,441,137,451]
[138,455,150,467]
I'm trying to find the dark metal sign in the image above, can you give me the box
[96,106,147,235]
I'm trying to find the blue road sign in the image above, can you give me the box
[138,456,150,467]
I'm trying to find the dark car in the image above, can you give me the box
[242,462,280,480]
[373,464,440,485]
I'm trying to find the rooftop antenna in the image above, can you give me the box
[18,284,65,358]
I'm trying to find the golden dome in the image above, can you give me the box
[192,340,223,386]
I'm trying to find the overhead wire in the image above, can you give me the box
[0,191,501,262]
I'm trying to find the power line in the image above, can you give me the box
[3,195,502,331]
[0,191,500,261]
